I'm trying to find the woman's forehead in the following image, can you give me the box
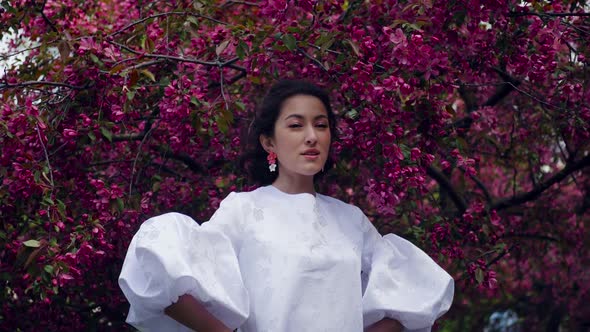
[279,95,327,118]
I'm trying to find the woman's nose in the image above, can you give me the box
[305,126,318,145]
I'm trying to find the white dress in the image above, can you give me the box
[119,185,454,332]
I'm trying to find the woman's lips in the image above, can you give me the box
[303,154,319,160]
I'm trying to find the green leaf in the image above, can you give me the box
[89,53,102,66]
[44,265,54,274]
[145,37,155,53]
[116,198,124,211]
[216,40,230,56]
[282,34,297,51]
[315,33,335,52]
[109,63,126,75]
[186,16,200,27]
[100,127,113,142]
[235,101,246,111]
[345,39,361,57]
[152,181,160,192]
[43,197,55,205]
[392,19,409,28]
[475,268,484,284]
[159,76,171,86]
[342,0,349,10]
[126,90,136,101]
[494,243,507,252]
[345,109,358,119]
[236,40,249,59]
[140,34,147,50]
[140,69,156,82]
[23,240,41,248]
[456,137,468,150]
[56,199,66,216]
[128,70,139,87]
[217,116,229,134]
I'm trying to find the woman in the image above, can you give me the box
[119,80,454,332]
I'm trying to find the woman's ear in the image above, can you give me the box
[259,134,274,153]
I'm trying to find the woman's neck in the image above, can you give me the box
[272,173,315,195]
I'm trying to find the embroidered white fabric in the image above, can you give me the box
[119,185,454,332]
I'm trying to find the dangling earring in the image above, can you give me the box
[267,151,277,172]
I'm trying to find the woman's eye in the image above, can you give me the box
[288,124,302,128]
[316,123,328,128]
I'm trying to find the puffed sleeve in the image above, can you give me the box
[118,192,249,331]
[361,213,454,332]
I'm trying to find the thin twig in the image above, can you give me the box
[0,81,90,91]
[485,245,515,268]
[221,0,261,7]
[108,41,240,67]
[129,122,158,197]
[126,59,167,71]
[297,46,328,72]
[220,66,229,110]
[307,42,342,55]
[88,159,135,167]
[110,11,227,37]
[0,43,52,60]
[48,142,68,157]
[35,124,54,191]
[207,62,248,88]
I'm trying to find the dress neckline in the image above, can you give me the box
[266,185,318,199]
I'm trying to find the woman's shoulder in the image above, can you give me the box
[318,193,364,218]
[226,187,263,201]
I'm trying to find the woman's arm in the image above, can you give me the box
[164,294,232,332]
[365,318,404,332]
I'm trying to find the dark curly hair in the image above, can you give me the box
[239,80,338,186]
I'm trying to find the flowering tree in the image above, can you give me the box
[1,0,589,330]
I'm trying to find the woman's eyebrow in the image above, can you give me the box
[284,114,304,120]
[284,114,328,120]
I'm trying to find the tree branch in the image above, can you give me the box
[507,12,590,18]
[38,0,58,33]
[459,166,494,204]
[156,146,205,174]
[451,70,521,131]
[297,46,328,72]
[221,0,261,7]
[576,196,590,215]
[124,59,167,71]
[112,133,146,142]
[485,245,514,268]
[492,154,590,210]
[207,63,248,89]
[110,11,226,37]
[501,233,559,242]
[426,165,468,213]
[484,68,521,107]
[108,41,240,68]
[87,159,134,167]
[0,81,90,91]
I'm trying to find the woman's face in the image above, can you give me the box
[261,94,331,179]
